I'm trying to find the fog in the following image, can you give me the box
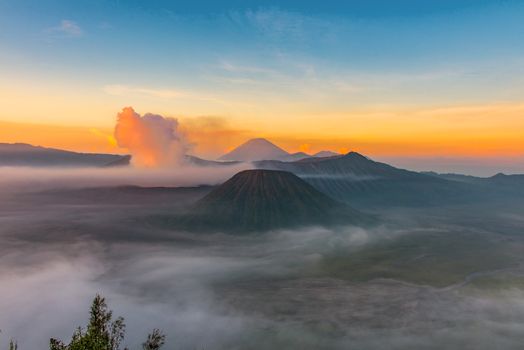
[1,167,524,349]
[0,164,250,194]
[378,155,524,177]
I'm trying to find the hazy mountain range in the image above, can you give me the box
[0,143,237,168]
[254,152,474,207]
[2,139,523,228]
[0,139,344,167]
[0,143,128,167]
[219,138,339,162]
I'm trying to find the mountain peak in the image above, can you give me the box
[343,151,368,160]
[313,150,339,158]
[219,138,289,162]
[247,137,274,144]
[187,169,365,232]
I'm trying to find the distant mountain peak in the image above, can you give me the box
[313,150,339,158]
[248,137,275,144]
[492,172,507,178]
[219,138,290,162]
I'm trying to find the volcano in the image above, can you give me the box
[219,138,290,162]
[187,169,367,232]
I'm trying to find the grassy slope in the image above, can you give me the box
[315,230,522,287]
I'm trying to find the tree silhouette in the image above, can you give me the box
[142,329,165,350]
[49,294,165,350]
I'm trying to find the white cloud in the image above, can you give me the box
[60,20,83,36]
[101,84,235,107]
[219,61,275,75]
[45,20,83,40]
[103,84,186,99]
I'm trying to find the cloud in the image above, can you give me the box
[1,166,524,349]
[0,165,251,198]
[103,85,186,99]
[219,61,276,75]
[48,20,83,38]
[241,9,310,41]
[225,8,339,49]
[2,190,524,350]
[102,84,230,107]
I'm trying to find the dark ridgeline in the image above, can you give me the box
[255,151,479,207]
[185,169,369,232]
[0,143,129,167]
[0,142,242,167]
[102,155,131,167]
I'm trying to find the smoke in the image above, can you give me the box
[114,107,188,167]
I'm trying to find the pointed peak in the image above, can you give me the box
[491,172,507,178]
[344,151,368,159]
[219,138,289,162]
[241,138,280,147]
[313,150,339,158]
[247,137,272,143]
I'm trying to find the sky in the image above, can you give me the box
[1,0,524,162]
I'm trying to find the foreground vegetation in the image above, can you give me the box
[4,295,165,350]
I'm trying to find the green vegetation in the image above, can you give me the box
[3,295,166,350]
[0,332,18,350]
[316,230,520,287]
[50,294,165,350]
[463,273,524,293]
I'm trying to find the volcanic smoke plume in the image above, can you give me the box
[114,107,187,167]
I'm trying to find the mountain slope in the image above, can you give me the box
[313,151,339,158]
[255,152,476,207]
[425,172,524,198]
[185,155,241,167]
[186,169,367,232]
[103,155,132,167]
[0,143,127,167]
[219,138,289,162]
[282,152,311,161]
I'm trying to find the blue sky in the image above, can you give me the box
[2,0,524,102]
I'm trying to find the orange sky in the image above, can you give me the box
[2,101,524,159]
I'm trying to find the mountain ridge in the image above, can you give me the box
[254,152,477,207]
[0,143,128,167]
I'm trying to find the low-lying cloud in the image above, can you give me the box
[0,164,250,196]
[1,163,524,349]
